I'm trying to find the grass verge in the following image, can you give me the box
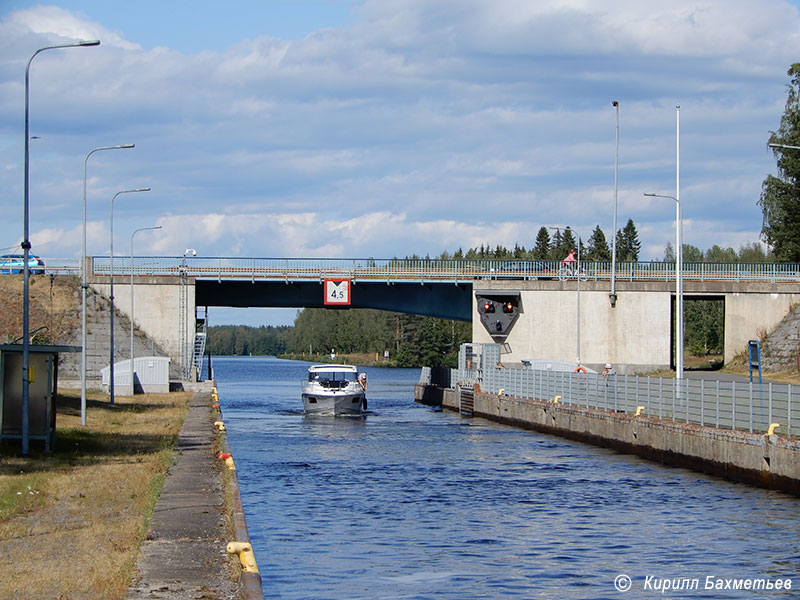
[0,388,192,600]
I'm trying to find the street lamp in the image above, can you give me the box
[22,39,100,455]
[130,225,162,396]
[109,188,150,404]
[768,143,800,150]
[643,104,683,380]
[644,192,683,379]
[81,144,134,424]
[610,100,619,307]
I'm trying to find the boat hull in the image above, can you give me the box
[302,391,366,415]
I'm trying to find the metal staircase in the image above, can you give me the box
[193,311,207,380]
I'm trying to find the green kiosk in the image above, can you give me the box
[0,344,80,452]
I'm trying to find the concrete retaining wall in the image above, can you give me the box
[90,275,196,375]
[415,383,800,495]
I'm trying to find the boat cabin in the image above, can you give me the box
[308,365,358,389]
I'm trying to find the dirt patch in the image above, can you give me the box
[0,274,81,344]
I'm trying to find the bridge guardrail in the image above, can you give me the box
[88,257,800,284]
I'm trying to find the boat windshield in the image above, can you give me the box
[309,371,356,388]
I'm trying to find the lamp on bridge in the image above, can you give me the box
[23,39,100,455]
[130,225,163,396]
[109,188,150,405]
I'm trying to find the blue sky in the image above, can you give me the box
[2,1,800,326]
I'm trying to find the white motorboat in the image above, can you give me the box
[301,364,368,415]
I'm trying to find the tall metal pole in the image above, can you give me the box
[576,233,582,365]
[675,105,683,381]
[23,39,99,455]
[130,225,161,395]
[109,188,149,404]
[81,144,133,423]
[610,100,619,307]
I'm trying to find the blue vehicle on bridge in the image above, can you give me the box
[0,254,45,274]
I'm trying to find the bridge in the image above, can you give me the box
[72,256,800,379]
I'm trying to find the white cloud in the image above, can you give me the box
[1,0,799,269]
[3,5,140,50]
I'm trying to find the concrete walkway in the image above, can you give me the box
[125,391,240,600]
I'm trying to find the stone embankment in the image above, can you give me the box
[416,384,800,495]
[763,303,800,372]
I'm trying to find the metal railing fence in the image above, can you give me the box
[455,344,796,438]
[87,256,800,284]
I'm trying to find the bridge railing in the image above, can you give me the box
[88,257,800,283]
[459,345,798,437]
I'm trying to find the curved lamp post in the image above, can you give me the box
[129,225,162,395]
[645,192,683,380]
[109,188,150,404]
[643,105,682,381]
[81,144,134,424]
[23,39,99,455]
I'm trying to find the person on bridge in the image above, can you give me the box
[562,249,577,266]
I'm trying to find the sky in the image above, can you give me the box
[1,0,800,326]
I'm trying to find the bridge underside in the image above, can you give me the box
[195,280,472,321]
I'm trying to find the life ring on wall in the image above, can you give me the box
[573,365,587,374]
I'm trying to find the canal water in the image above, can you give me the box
[216,356,800,599]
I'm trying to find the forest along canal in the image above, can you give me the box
[215,356,800,599]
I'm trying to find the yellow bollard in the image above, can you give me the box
[225,456,235,470]
[214,420,226,432]
[553,395,561,404]
[227,541,259,573]
[767,423,781,436]
[635,406,645,416]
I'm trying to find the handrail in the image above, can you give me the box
[85,257,800,284]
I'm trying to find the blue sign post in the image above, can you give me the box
[748,340,762,384]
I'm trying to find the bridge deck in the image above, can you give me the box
[81,257,800,284]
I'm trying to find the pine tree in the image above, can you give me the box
[616,218,641,261]
[585,225,611,261]
[532,227,551,259]
[549,230,563,260]
[760,63,800,262]
[664,241,675,262]
[560,228,577,259]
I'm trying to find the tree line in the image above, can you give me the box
[438,219,640,262]
[206,325,291,357]
[207,311,470,368]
